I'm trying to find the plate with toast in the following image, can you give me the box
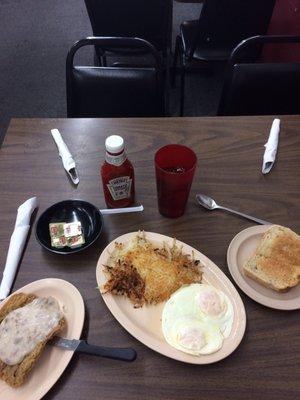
[227,225,300,310]
[0,278,85,400]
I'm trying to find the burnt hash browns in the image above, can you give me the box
[102,234,203,307]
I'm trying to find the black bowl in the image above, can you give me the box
[35,200,103,254]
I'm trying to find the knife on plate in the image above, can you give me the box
[49,337,137,362]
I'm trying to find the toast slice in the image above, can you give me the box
[243,225,300,292]
[0,293,66,387]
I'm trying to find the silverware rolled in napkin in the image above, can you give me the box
[0,197,38,301]
[262,118,280,174]
[51,129,79,185]
[49,337,137,362]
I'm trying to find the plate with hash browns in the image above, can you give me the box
[96,231,246,364]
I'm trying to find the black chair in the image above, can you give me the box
[218,35,300,116]
[66,37,165,118]
[173,0,275,116]
[84,0,172,63]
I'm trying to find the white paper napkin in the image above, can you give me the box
[262,119,280,174]
[0,197,38,300]
[51,129,79,185]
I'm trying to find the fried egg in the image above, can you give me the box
[162,316,223,355]
[194,284,234,338]
[162,283,234,356]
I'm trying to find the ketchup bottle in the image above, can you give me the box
[101,135,135,208]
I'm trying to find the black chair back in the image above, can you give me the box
[84,0,172,55]
[190,0,275,57]
[218,35,300,116]
[66,37,164,118]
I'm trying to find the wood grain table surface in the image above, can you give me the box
[0,116,299,400]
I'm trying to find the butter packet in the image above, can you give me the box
[49,221,85,249]
[49,222,65,238]
[68,234,85,248]
[51,235,67,248]
[64,222,82,238]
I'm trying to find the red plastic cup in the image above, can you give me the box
[155,144,197,218]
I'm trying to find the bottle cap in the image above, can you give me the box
[105,135,124,154]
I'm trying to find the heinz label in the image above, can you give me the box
[105,151,126,166]
[107,176,132,200]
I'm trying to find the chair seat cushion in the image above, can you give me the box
[222,63,300,115]
[69,66,164,117]
[180,20,232,61]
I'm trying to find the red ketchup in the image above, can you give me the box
[101,135,135,208]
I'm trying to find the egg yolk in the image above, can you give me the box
[177,326,206,351]
[196,291,224,316]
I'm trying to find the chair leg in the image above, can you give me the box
[180,62,186,117]
[171,36,180,87]
[164,51,171,116]
[94,46,108,67]
[94,48,107,67]
[179,37,186,117]
[94,47,101,66]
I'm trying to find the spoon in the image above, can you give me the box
[196,194,272,225]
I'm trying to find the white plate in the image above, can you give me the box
[96,231,246,364]
[0,278,85,400]
[227,225,300,310]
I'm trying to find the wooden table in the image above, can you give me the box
[0,116,299,400]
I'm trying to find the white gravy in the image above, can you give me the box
[0,297,63,365]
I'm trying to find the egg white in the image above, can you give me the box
[194,284,234,338]
[162,316,223,355]
[162,283,234,356]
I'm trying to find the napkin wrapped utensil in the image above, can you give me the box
[0,197,38,300]
[262,118,280,174]
[51,129,79,185]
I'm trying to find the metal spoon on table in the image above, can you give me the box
[196,194,272,225]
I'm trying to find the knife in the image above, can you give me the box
[51,129,79,185]
[49,337,137,362]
